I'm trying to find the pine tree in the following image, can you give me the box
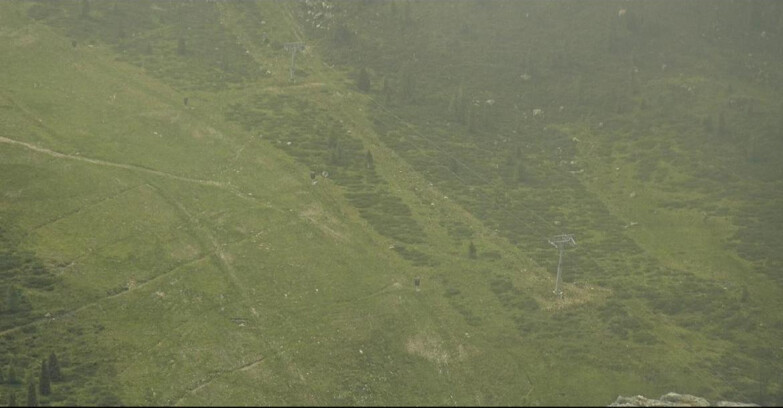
[468,241,477,259]
[48,352,62,382]
[399,64,416,103]
[515,162,527,183]
[382,77,392,103]
[466,103,476,133]
[329,142,344,166]
[27,377,38,407]
[8,391,17,407]
[5,285,18,313]
[403,0,412,24]
[449,86,466,124]
[357,67,371,92]
[365,150,374,169]
[717,112,726,138]
[177,38,187,56]
[332,24,353,47]
[7,360,18,385]
[80,0,90,19]
[39,359,50,396]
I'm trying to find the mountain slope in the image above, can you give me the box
[0,1,781,406]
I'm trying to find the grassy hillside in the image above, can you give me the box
[0,1,782,406]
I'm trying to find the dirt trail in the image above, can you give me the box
[28,183,144,233]
[173,355,265,405]
[0,135,284,210]
[261,82,326,95]
[0,136,226,187]
[0,254,209,338]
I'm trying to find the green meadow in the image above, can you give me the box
[1,1,782,406]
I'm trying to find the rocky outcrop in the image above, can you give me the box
[610,392,759,407]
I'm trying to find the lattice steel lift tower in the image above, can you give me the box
[549,234,576,299]
[284,42,305,82]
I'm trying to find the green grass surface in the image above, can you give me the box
[1,1,782,406]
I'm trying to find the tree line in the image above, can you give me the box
[1,352,62,407]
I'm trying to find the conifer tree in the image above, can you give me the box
[39,359,50,396]
[717,112,726,138]
[382,77,392,103]
[365,150,374,169]
[80,0,90,19]
[357,68,371,93]
[177,38,187,55]
[403,1,412,24]
[448,86,467,124]
[7,360,18,385]
[8,391,16,407]
[400,66,415,103]
[5,285,18,313]
[329,142,344,166]
[27,376,38,407]
[468,241,477,259]
[48,352,62,382]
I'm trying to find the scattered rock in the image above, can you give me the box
[609,393,758,407]
[715,402,760,407]
[660,393,709,406]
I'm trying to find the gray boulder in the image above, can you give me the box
[609,392,758,407]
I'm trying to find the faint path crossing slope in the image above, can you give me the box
[0,136,225,187]
[0,135,274,207]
